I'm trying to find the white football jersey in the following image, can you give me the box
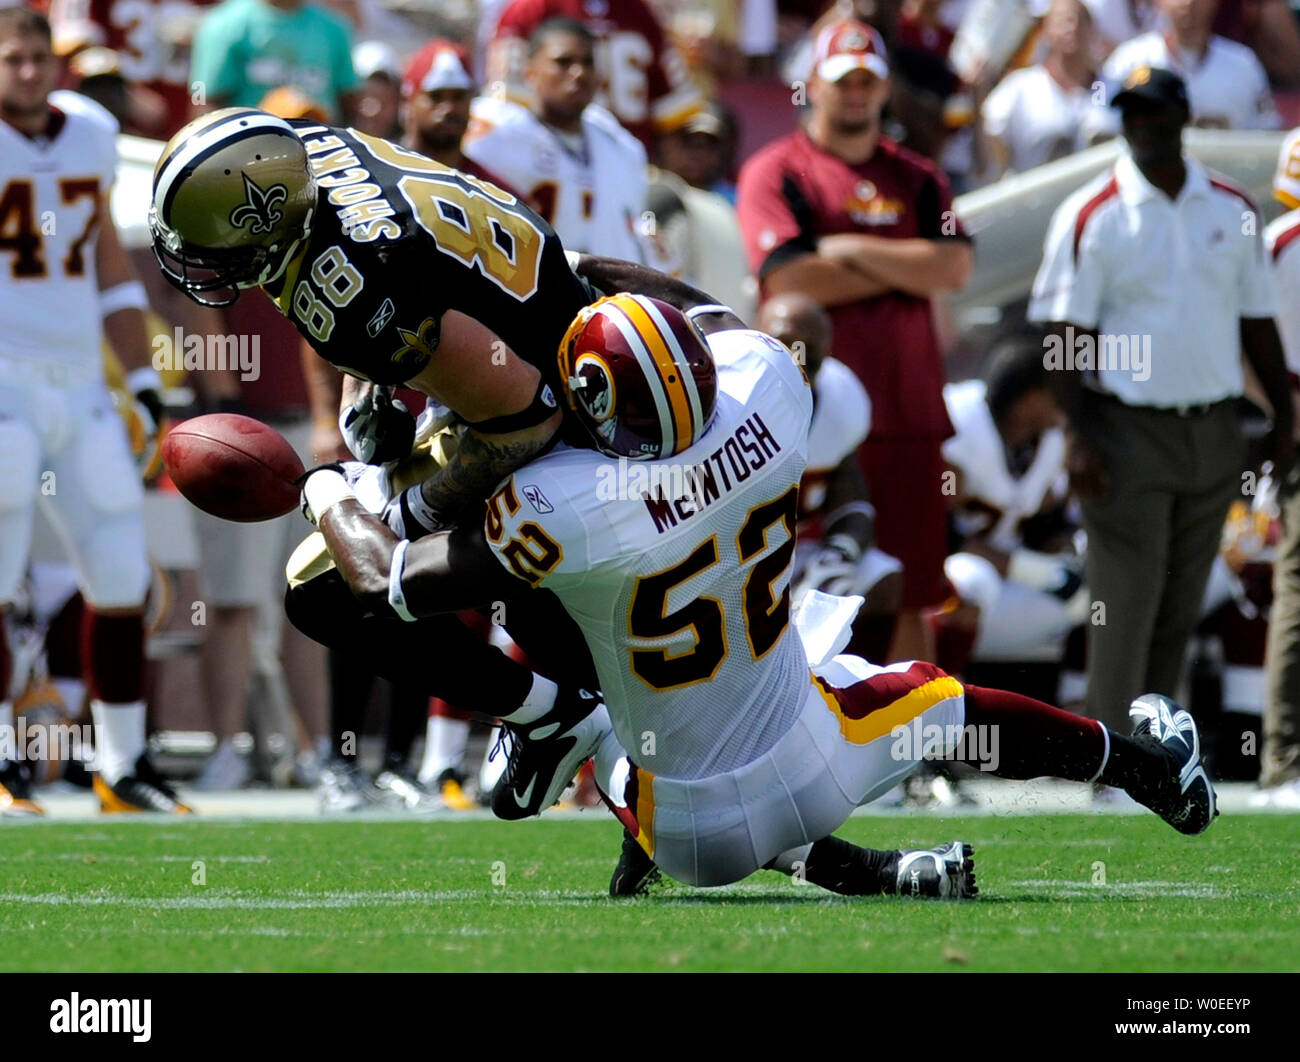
[1266,209,1300,377]
[800,356,871,518]
[1086,33,1279,139]
[942,379,1066,553]
[0,99,117,365]
[465,96,651,262]
[486,328,814,780]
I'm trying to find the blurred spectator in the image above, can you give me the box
[1028,68,1292,735]
[350,38,400,135]
[485,0,703,152]
[466,18,654,262]
[980,0,1096,177]
[658,0,748,88]
[1084,0,1280,141]
[737,19,973,662]
[939,336,1082,680]
[1080,0,1158,57]
[657,101,740,201]
[188,0,359,120]
[1260,127,1300,806]
[66,43,128,123]
[759,293,904,662]
[1212,0,1300,89]
[401,39,514,187]
[49,0,213,137]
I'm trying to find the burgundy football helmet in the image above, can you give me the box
[557,293,718,460]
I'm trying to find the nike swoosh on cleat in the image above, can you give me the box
[512,775,538,809]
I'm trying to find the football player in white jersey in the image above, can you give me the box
[0,8,189,814]
[756,294,902,666]
[465,19,654,263]
[300,263,1221,895]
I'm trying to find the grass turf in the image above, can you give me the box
[1,812,1297,972]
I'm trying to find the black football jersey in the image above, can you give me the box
[265,122,597,391]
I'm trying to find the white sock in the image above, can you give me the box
[500,673,558,726]
[51,678,86,717]
[417,715,470,785]
[90,700,146,785]
[0,701,12,768]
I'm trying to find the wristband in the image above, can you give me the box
[304,469,355,523]
[126,366,164,396]
[101,280,149,316]
[387,539,417,622]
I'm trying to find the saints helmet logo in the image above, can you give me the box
[229,172,288,234]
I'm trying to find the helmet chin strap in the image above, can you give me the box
[251,208,314,289]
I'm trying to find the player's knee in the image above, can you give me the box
[78,523,150,610]
[0,419,40,512]
[284,570,357,648]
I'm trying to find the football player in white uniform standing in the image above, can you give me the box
[300,265,1221,896]
[465,19,654,264]
[0,8,188,815]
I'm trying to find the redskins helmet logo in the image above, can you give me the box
[573,352,616,423]
[840,28,869,51]
[229,172,288,234]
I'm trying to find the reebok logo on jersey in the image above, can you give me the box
[367,298,395,337]
[523,484,554,514]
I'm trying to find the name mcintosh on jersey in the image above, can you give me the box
[595,412,783,533]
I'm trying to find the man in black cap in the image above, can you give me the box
[1027,66,1293,764]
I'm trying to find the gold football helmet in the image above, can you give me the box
[149,108,317,306]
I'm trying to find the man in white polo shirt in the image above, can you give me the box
[1260,127,1300,806]
[1081,0,1279,142]
[1029,67,1294,735]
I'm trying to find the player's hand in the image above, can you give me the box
[298,461,392,524]
[340,385,415,465]
[126,367,166,480]
[1065,431,1109,501]
[1266,428,1295,482]
[381,485,449,541]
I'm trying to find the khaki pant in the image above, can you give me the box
[1079,394,1244,730]
[1264,460,1300,786]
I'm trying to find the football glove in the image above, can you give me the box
[381,485,448,541]
[300,461,392,525]
[121,367,166,480]
[340,385,416,465]
[794,534,864,598]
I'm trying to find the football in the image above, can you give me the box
[162,413,305,522]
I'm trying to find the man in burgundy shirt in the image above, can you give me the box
[737,19,973,662]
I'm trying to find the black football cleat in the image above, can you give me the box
[490,690,610,821]
[1128,693,1217,835]
[609,828,662,897]
[0,760,43,817]
[895,841,977,899]
[94,754,192,814]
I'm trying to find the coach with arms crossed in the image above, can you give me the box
[1029,67,1293,744]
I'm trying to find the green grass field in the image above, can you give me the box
[2,813,1298,972]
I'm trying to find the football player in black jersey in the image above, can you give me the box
[150,108,620,815]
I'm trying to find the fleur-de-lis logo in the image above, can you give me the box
[229,172,288,234]
[391,316,440,370]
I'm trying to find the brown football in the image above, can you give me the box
[163,414,306,522]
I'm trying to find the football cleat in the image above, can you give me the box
[373,769,443,812]
[94,755,192,814]
[490,691,611,821]
[895,842,977,899]
[317,760,385,813]
[432,768,477,811]
[609,828,662,897]
[1128,693,1217,835]
[0,760,44,817]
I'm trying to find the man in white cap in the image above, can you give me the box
[737,18,973,665]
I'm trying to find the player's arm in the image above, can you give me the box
[302,341,351,462]
[820,454,875,553]
[312,493,522,616]
[406,310,562,519]
[573,254,748,332]
[1242,315,1296,473]
[816,233,973,298]
[96,195,152,375]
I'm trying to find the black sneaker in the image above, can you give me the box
[610,828,661,897]
[0,760,42,817]
[1128,693,1217,835]
[490,690,609,821]
[894,842,977,899]
[94,754,192,814]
